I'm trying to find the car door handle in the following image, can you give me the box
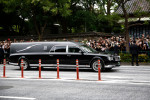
[67,55,71,57]
[49,55,53,57]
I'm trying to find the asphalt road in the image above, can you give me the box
[0,64,150,100]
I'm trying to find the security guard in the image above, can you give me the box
[130,41,139,66]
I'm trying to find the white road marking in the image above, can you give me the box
[0,96,36,100]
[0,77,150,86]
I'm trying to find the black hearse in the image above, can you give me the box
[9,42,120,71]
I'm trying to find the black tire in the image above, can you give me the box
[91,59,104,72]
[19,59,30,70]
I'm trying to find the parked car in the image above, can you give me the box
[9,41,120,71]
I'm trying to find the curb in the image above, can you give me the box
[121,62,150,65]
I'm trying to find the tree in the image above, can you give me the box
[116,0,130,52]
[58,0,100,33]
[1,0,71,40]
[98,0,116,15]
[59,0,122,33]
[116,0,150,52]
[0,3,25,35]
[94,0,122,33]
[96,14,122,33]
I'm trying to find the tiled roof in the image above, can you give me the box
[116,0,150,15]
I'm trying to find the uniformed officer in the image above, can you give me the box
[130,41,139,66]
[114,42,120,55]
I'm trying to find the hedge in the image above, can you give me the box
[120,53,150,63]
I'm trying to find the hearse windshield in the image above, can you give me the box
[80,45,98,53]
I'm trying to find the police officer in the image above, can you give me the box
[130,41,139,66]
[114,42,120,55]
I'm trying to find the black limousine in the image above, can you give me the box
[9,42,120,71]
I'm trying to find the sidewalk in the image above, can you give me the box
[121,62,150,66]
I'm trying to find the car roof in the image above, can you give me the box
[11,41,84,46]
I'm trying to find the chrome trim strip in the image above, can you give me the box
[9,62,18,66]
[30,64,90,67]
[105,65,115,68]
[10,52,50,56]
[105,65,120,68]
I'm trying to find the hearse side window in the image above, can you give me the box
[50,46,66,52]
[68,46,80,53]
[16,44,46,53]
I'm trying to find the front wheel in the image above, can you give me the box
[19,59,29,70]
[91,59,104,72]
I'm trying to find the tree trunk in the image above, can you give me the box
[40,22,47,40]
[107,0,111,15]
[125,19,130,52]
[33,14,41,41]
[62,19,67,34]
[19,18,25,35]
[122,1,130,52]
[38,34,41,41]
[85,21,87,32]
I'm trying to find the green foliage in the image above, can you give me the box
[97,0,116,15]
[12,25,19,32]
[66,9,98,33]
[144,21,150,25]
[138,54,150,62]
[0,0,71,39]
[1,0,71,17]
[120,53,132,62]
[96,14,122,33]
[120,53,150,63]
[0,0,123,35]
[148,42,150,47]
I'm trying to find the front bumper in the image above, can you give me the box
[105,61,120,68]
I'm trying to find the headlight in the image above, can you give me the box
[108,56,113,61]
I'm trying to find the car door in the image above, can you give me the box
[49,45,68,65]
[67,46,91,66]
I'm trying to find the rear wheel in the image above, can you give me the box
[91,59,104,72]
[19,59,29,70]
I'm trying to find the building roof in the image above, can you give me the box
[116,0,150,15]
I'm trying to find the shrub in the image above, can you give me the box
[138,54,150,62]
[120,53,150,63]
[120,53,131,62]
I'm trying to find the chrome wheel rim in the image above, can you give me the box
[92,61,102,71]
[20,60,28,70]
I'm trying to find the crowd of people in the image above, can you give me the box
[0,35,150,63]
[85,35,150,55]
[0,39,34,63]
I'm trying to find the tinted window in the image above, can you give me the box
[80,45,97,53]
[68,46,80,53]
[55,46,66,52]
[16,44,45,53]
